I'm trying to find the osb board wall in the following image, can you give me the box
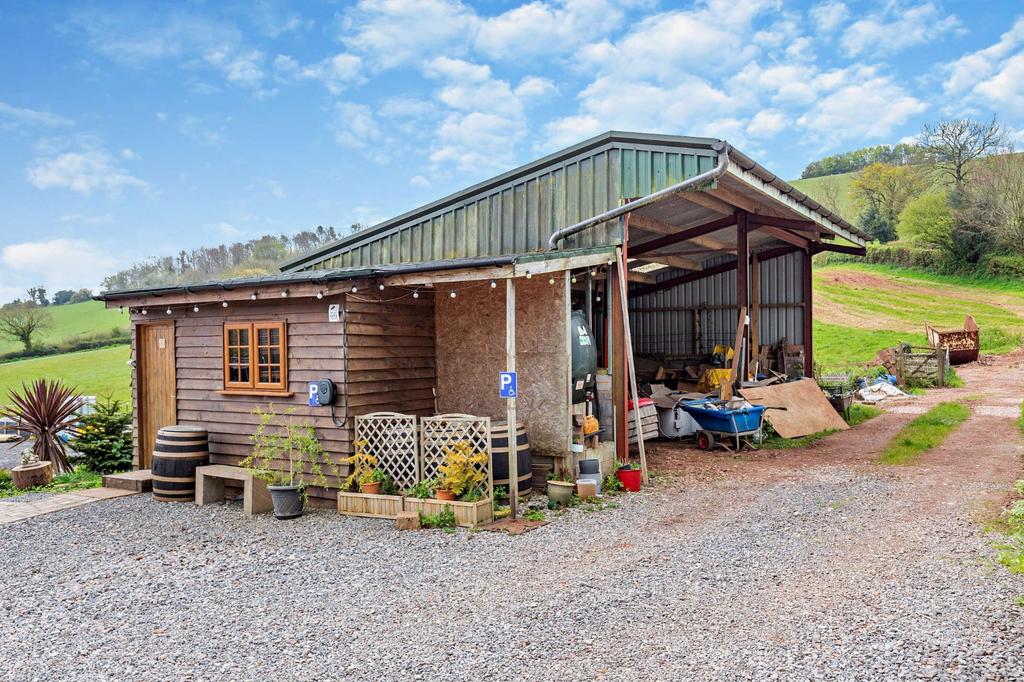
[434,278,568,456]
[130,297,350,498]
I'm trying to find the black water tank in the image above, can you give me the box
[570,310,598,403]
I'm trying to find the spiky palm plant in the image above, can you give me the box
[3,380,84,474]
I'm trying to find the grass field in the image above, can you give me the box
[878,402,970,465]
[0,301,128,355]
[0,345,131,402]
[790,172,857,218]
[813,262,1024,368]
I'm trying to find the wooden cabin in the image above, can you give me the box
[100,132,865,503]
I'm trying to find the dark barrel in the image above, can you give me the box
[152,426,209,503]
[491,421,532,496]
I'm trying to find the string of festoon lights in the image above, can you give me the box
[123,264,615,315]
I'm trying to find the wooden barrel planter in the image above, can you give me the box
[152,426,209,503]
[491,421,532,496]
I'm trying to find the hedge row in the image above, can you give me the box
[0,331,130,364]
[814,243,944,269]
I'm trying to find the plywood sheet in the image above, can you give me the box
[739,378,848,438]
[434,277,569,456]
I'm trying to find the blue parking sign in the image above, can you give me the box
[499,371,517,398]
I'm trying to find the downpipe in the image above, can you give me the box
[547,140,731,250]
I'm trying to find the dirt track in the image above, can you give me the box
[650,349,1024,521]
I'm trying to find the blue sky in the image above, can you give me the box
[1,0,1022,301]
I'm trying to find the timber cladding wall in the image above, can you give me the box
[434,278,568,457]
[130,291,438,500]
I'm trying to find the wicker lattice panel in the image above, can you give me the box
[354,412,420,490]
[420,414,493,498]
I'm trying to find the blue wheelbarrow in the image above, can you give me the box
[682,399,766,452]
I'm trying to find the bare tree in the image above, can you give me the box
[0,304,53,352]
[920,116,1011,189]
[816,176,844,215]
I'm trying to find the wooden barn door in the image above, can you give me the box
[137,322,176,469]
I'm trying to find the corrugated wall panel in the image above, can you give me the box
[296,143,716,270]
[628,251,805,357]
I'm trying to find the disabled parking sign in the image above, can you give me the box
[499,371,517,398]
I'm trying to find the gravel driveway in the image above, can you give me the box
[1,464,1022,680]
[2,355,1023,680]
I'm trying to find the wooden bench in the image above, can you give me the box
[195,465,272,516]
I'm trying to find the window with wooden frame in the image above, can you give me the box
[223,322,288,393]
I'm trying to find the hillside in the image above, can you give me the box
[813,262,1024,368]
[0,301,128,356]
[790,172,857,220]
[0,345,131,402]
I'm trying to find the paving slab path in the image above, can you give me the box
[0,354,1022,680]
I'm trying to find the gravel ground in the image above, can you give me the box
[1,463,1022,681]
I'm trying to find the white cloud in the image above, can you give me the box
[747,109,788,137]
[975,54,1024,116]
[808,1,849,33]
[341,0,477,69]
[67,8,274,95]
[1,239,119,293]
[332,102,390,163]
[796,75,927,141]
[274,52,364,94]
[410,175,432,189]
[841,2,960,57]
[26,146,149,195]
[942,18,1024,115]
[475,0,630,60]
[422,58,554,172]
[176,115,228,146]
[0,102,73,130]
[215,222,242,238]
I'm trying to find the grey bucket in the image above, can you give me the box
[578,458,600,475]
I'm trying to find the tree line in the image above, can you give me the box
[100,224,356,292]
[800,143,922,179]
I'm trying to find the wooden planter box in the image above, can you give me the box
[336,492,405,519]
[404,497,493,528]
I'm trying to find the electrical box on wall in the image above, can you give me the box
[308,380,335,406]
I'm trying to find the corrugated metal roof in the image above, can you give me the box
[283,131,863,274]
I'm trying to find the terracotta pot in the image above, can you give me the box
[435,489,456,501]
[361,481,382,495]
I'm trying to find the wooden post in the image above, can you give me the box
[611,260,627,463]
[750,255,760,377]
[583,270,593,326]
[736,211,749,379]
[505,277,518,519]
[802,247,814,378]
[936,346,947,387]
[615,247,648,484]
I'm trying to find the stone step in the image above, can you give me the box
[102,469,153,493]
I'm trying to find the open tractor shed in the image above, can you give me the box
[100,131,866,505]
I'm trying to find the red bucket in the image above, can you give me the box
[615,467,642,492]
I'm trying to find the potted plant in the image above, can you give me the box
[337,443,404,518]
[242,407,335,520]
[614,459,642,493]
[360,468,386,495]
[546,470,574,507]
[2,380,83,484]
[434,440,487,501]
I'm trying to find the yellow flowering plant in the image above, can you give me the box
[435,440,488,498]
